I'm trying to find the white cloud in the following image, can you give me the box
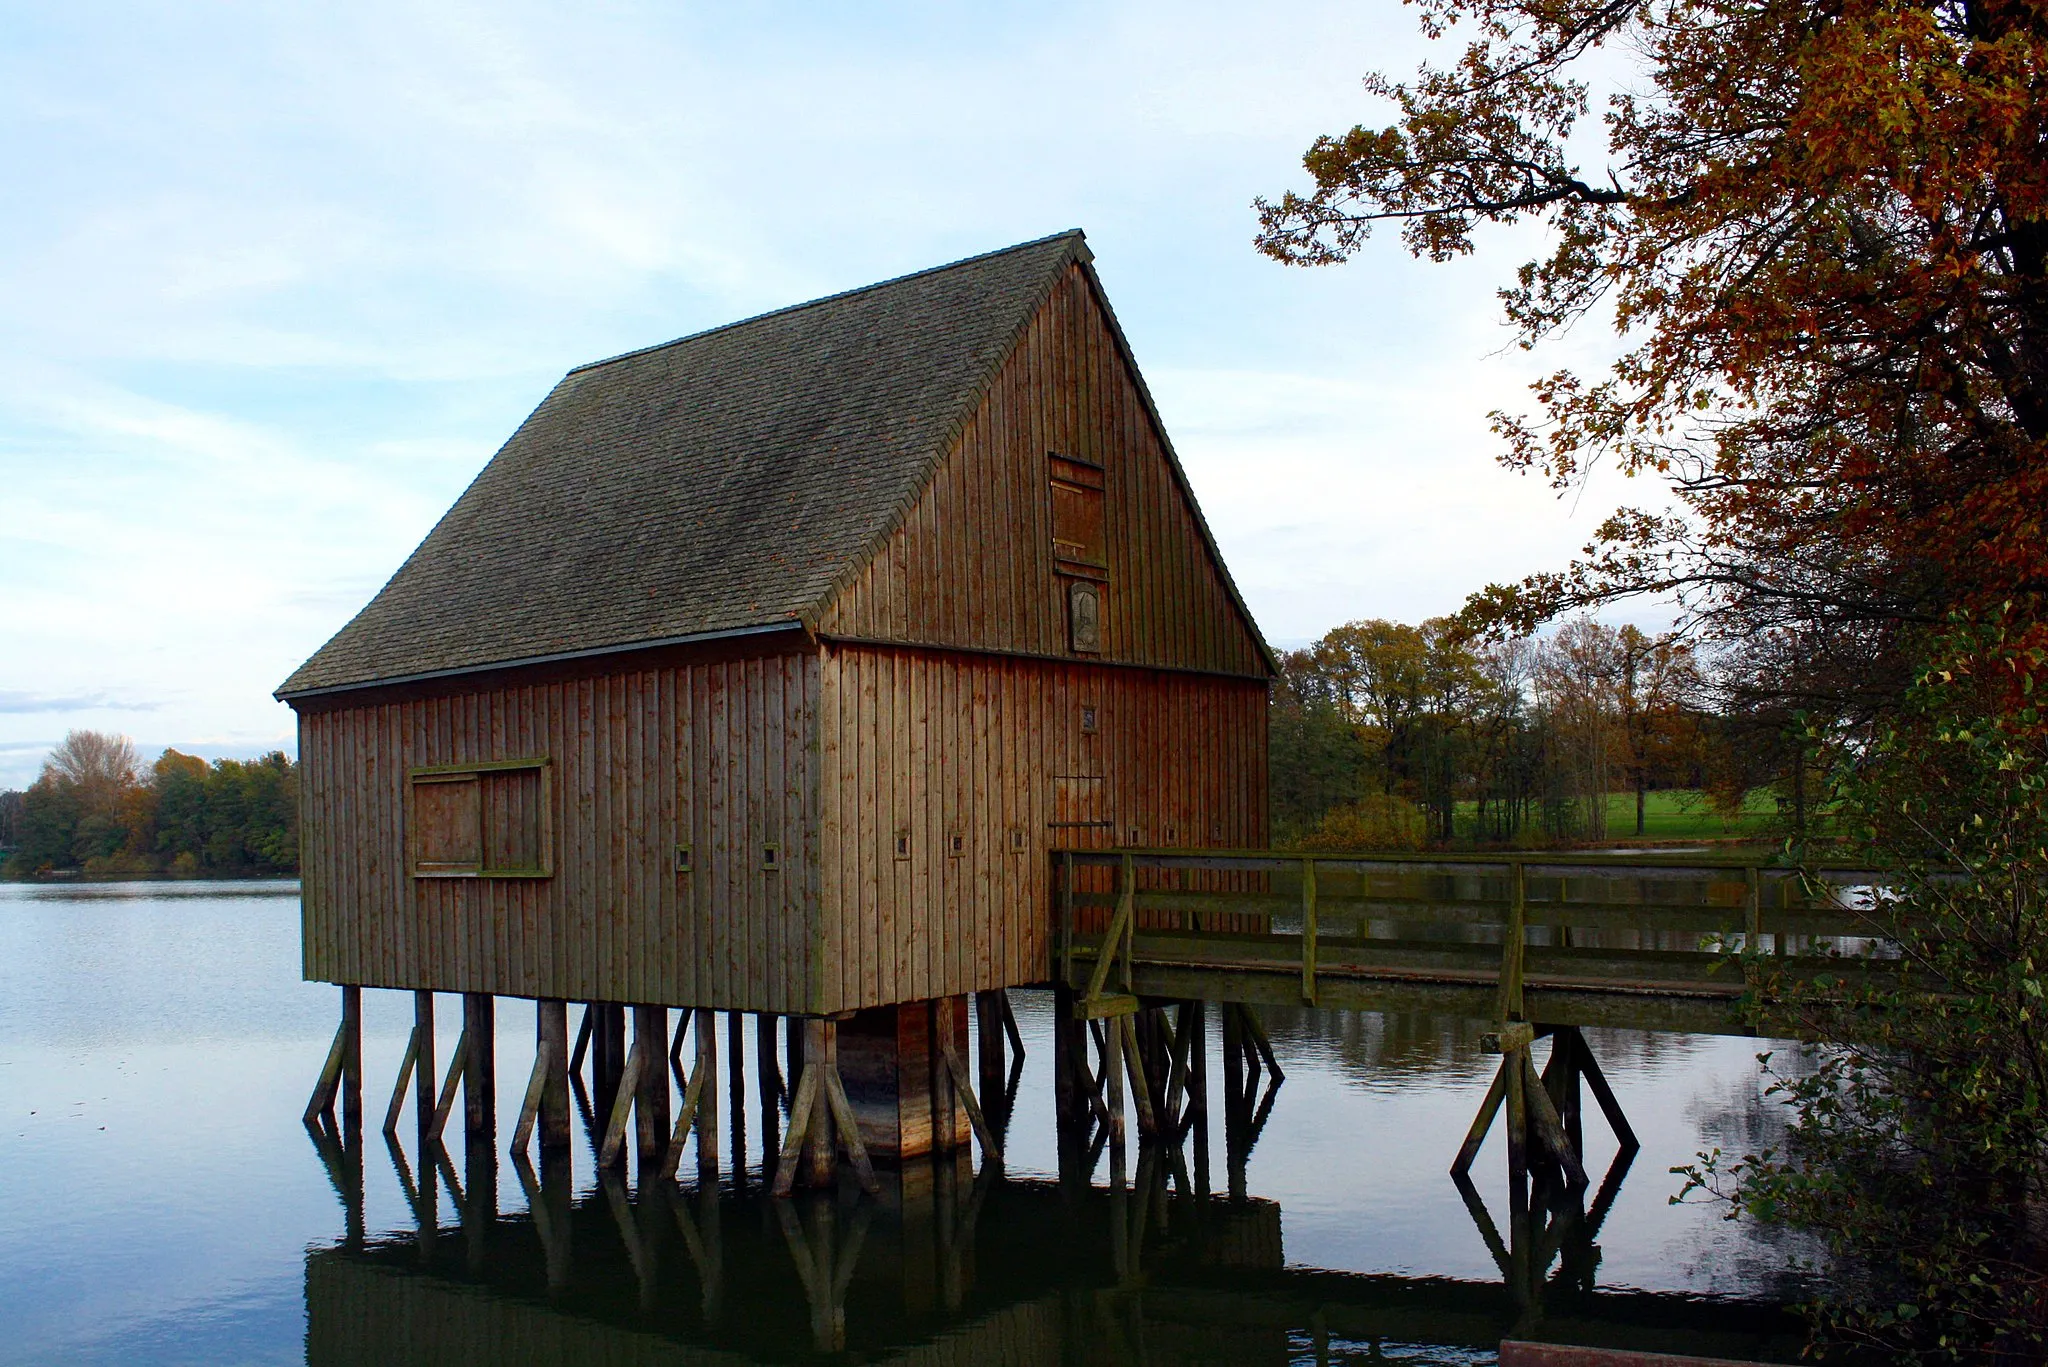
[0,0,1659,790]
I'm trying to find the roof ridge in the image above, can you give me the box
[567,229,1089,377]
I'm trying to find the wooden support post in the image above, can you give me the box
[1239,1003,1284,1083]
[770,1065,821,1198]
[728,1011,747,1188]
[597,1033,644,1169]
[304,1018,347,1126]
[537,999,571,1158]
[384,1025,419,1138]
[568,1002,592,1078]
[1503,1039,1529,1191]
[657,1020,710,1181]
[1053,985,1082,1130]
[1577,1032,1640,1152]
[786,1014,804,1110]
[1105,1005,1127,1151]
[428,1027,469,1143]
[1000,989,1025,1060]
[462,993,495,1151]
[1451,1057,1509,1177]
[1301,858,1319,1005]
[976,990,1006,1112]
[1118,1015,1158,1137]
[820,1062,881,1193]
[931,999,960,1154]
[633,1006,669,1166]
[937,1031,1003,1164]
[413,991,436,1153]
[1519,1048,1587,1188]
[593,1004,625,1121]
[695,1007,720,1183]
[1501,862,1527,1021]
[341,986,363,1138]
[1186,1000,1210,1198]
[758,1014,782,1180]
[511,1040,554,1156]
[802,1019,835,1189]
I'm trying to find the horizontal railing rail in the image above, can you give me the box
[1053,848,1894,1036]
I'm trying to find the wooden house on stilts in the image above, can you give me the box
[282,230,1274,1188]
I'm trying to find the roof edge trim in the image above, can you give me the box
[275,621,806,702]
[568,230,1091,378]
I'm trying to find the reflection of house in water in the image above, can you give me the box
[303,1170,1804,1367]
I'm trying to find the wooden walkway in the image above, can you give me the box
[1054,849,1889,1037]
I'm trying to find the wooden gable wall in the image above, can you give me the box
[817,263,1267,680]
[298,646,821,1012]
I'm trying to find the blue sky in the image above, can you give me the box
[0,0,1654,789]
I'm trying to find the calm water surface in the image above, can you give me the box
[0,882,1817,1365]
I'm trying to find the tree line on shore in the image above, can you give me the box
[1270,614,1814,848]
[0,731,297,880]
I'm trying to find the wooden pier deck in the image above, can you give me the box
[1055,850,1889,1037]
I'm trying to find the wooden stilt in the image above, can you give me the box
[1576,1031,1639,1151]
[999,989,1025,1060]
[1118,1015,1158,1137]
[801,1019,835,1189]
[428,1027,470,1143]
[383,1027,419,1138]
[1187,1001,1210,1198]
[931,999,960,1154]
[1451,1057,1509,1177]
[341,986,363,1137]
[1504,1041,1529,1192]
[569,1003,593,1078]
[694,1007,720,1183]
[510,1039,554,1156]
[759,1014,782,1180]
[937,1032,1003,1164]
[537,999,571,1157]
[1053,985,1081,1130]
[1106,1007,1128,1151]
[461,993,495,1151]
[305,1017,348,1125]
[976,990,1006,1112]
[598,1033,644,1168]
[728,1010,746,1186]
[1520,1049,1588,1188]
[633,1006,669,1165]
[1238,1002,1284,1083]
[657,1023,711,1181]
[771,1065,822,1198]
[413,991,436,1154]
[819,1065,881,1194]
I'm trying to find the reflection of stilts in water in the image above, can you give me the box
[1451,1022,1641,1314]
[775,1193,873,1353]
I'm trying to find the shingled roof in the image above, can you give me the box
[280,231,1096,697]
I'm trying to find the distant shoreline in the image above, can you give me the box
[0,869,299,885]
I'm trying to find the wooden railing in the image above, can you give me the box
[1054,849,1891,1036]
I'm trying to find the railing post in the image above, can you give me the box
[1058,851,1076,986]
[1745,865,1762,953]
[1119,853,1136,994]
[1499,861,1526,1021]
[1300,857,1318,1005]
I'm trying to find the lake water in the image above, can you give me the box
[0,881,1820,1365]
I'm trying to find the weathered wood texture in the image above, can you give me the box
[300,647,821,1012]
[296,257,1272,1014]
[814,645,1267,1013]
[819,262,1265,680]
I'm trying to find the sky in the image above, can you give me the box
[0,0,1661,791]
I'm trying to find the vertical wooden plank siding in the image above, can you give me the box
[817,262,1265,680]
[297,650,821,1013]
[815,643,1268,1014]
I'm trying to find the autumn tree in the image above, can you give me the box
[1256,0,2048,713]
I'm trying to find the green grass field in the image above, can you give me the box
[1454,789,1784,844]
